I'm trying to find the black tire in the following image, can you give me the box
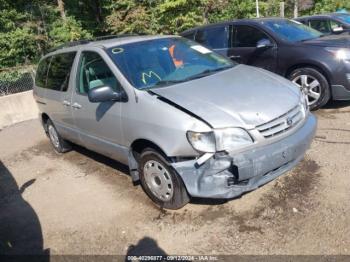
[46,119,71,153]
[288,67,331,110]
[139,148,190,210]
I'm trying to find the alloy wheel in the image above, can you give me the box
[292,74,321,106]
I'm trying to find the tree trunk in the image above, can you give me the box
[94,0,102,24]
[294,0,298,18]
[57,0,66,20]
[280,2,285,18]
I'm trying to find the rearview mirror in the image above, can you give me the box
[88,85,127,103]
[256,39,273,49]
[332,26,344,33]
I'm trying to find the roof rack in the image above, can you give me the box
[47,34,141,54]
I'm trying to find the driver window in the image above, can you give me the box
[309,20,331,33]
[77,51,121,94]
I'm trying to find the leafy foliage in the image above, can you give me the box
[0,0,348,68]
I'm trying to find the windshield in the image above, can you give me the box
[107,37,235,90]
[262,19,323,42]
[336,14,350,24]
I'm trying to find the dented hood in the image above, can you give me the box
[152,64,301,129]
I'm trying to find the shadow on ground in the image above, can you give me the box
[126,237,167,258]
[0,161,49,260]
[323,100,350,109]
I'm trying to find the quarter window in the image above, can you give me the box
[77,52,121,94]
[233,25,270,47]
[46,52,76,91]
[35,57,51,88]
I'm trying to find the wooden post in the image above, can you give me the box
[294,0,298,18]
[280,2,285,18]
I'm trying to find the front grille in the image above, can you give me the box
[256,105,304,139]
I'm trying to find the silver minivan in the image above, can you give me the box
[34,35,317,209]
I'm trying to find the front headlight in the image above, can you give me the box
[326,47,350,62]
[187,128,253,153]
[215,128,253,152]
[187,131,216,153]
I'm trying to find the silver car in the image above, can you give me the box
[33,36,317,209]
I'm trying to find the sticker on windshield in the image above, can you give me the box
[191,45,212,54]
[111,47,124,54]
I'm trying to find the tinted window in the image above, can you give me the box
[262,19,323,42]
[46,52,76,91]
[182,31,196,41]
[107,37,234,90]
[309,19,331,33]
[35,57,51,88]
[77,52,121,94]
[196,26,229,49]
[337,14,350,24]
[233,25,269,47]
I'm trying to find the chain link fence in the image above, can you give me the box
[0,66,36,96]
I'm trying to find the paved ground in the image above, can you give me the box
[1,102,350,256]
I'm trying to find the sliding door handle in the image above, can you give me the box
[72,102,82,109]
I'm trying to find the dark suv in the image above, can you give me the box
[295,13,350,35]
[181,18,350,110]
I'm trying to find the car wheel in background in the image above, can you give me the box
[289,67,331,110]
[46,119,72,153]
[139,148,190,210]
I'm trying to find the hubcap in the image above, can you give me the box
[143,160,174,201]
[48,125,60,148]
[292,75,321,106]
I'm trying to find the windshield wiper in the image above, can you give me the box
[152,65,233,89]
[184,66,233,81]
[153,79,187,88]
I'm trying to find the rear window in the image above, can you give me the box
[35,57,51,88]
[45,52,77,92]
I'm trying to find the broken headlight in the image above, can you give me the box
[187,131,216,153]
[215,128,253,152]
[187,128,253,153]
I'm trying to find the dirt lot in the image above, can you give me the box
[1,102,350,256]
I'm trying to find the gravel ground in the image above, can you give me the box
[0,102,350,256]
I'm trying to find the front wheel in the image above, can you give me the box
[288,67,331,110]
[139,148,190,209]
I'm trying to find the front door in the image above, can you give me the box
[71,50,127,163]
[229,25,278,72]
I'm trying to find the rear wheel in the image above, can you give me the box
[46,119,71,153]
[139,148,190,209]
[288,67,331,110]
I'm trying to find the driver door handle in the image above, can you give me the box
[62,100,71,106]
[72,102,82,109]
[229,55,241,59]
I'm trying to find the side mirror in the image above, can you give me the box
[88,85,127,103]
[332,26,344,33]
[256,39,273,49]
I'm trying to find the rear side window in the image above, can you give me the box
[35,57,51,88]
[196,26,230,49]
[233,25,270,47]
[46,52,77,92]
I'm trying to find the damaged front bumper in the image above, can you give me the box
[172,114,317,199]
